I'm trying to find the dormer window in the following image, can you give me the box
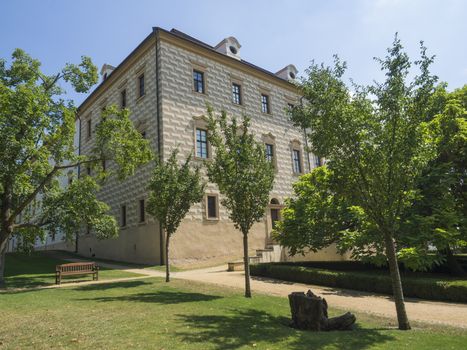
[276,64,298,81]
[100,64,115,82]
[215,36,241,60]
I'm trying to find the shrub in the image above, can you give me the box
[250,263,467,303]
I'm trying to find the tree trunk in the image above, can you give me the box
[243,232,251,298]
[0,238,7,287]
[444,246,465,276]
[384,231,411,330]
[74,232,79,254]
[165,233,170,282]
[288,290,356,331]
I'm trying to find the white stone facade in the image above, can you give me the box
[76,28,320,265]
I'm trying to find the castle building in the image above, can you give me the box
[76,27,323,265]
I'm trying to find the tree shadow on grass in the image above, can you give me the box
[77,290,223,305]
[74,280,151,291]
[175,309,395,350]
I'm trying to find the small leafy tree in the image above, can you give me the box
[0,49,152,285]
[147,149,205,282]
[276,167,358,256]
[280,36,439,330]
[206,107,275,297]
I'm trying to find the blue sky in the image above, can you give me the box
[2,0,466,104]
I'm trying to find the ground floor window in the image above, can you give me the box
[206,195,218,220]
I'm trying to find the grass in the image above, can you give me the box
[3,252,144,289]
[0,277,466,349]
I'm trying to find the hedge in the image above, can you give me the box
[250,263,467,303]
[270,258,467,274]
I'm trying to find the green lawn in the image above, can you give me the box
[3,252,144,289]
[0,277,466,349]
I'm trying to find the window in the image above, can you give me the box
[121,89,127,108]
[315,155,322,167]
[232,83,241,104]
[138,73,145,98]
[139,199,145,223]
[287,103,294,110]
[293,149,302,174]
[193,70,204,93]
[141,130,147,139]
[207,195,218,219]
[87,119,92,138]
[270,208,280,229]
[86,166,91,176]
[121,205,127,227]
[261,94,270,113]
[266,144,274,163]
[196,128,208,159]
[67,171,73,185]
[102,159,106,172]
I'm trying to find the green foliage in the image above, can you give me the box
[206,106,275,235]
[281,36,438,267]
[147,149,205,237]
[274,167,357,256]
[94,106,153,180]
[250,263,467,303]
[0,49,152,263]
[399,93,467,262]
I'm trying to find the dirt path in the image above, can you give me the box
[17,255,467,329]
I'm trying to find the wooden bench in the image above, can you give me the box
[55,262,99,285]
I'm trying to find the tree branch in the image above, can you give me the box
[8,157,102,226]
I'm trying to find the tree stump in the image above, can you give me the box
[288,290,356,331]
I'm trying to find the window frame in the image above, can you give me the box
[261,93,271,114]
[266,143,274,163]
[193,116,211,161]
[86,118,92,139]
[205,194,219,221]
[193,69,205,94]
[292,149,302,174]
[121,204,127,228]
[120,88,127,108]
[262,133,277,171]
[232,82,242,105]
[290,140,304,175]
[196,128,209,159]
[138,73,145,99]
[138,198,146,223]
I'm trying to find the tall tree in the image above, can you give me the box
[146,149,205,282]
[0,49,152,285]
[282,36,439,330]
[206,107,275,297]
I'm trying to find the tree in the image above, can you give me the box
[399,95,467,275]
[206,106,275,297]
[0,49,152,285]
[146,149,205,282]
[276,167,358,257]
[280,36,439,330]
